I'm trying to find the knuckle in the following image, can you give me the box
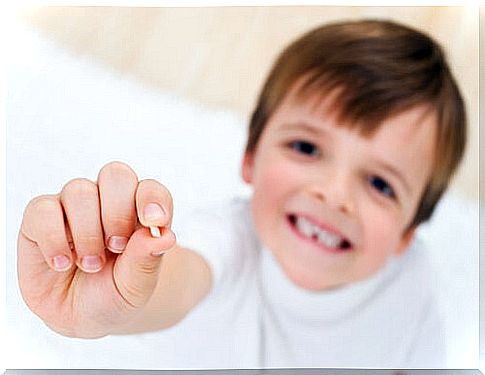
[75,234,104,252]
[22,195,61,241]
[99,161,137,181]
[118,283,144,308]
[27,195,59,216]
[61,178,98,201]
[135,259,160,275]
[41,230,65,247]
[115,275,152,308]
[106,213,135,232]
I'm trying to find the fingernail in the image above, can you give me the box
[151,250,166,257]
[81,256,103,272]
[53,255,71,271]
[144,203,165,223]
[107,236,128,253]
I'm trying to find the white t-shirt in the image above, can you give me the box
[175,196,446,368]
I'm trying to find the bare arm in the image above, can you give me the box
[114,245,213,334]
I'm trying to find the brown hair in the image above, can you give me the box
[246,19,466,228]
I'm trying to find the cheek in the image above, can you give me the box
[252,156,299,199]
[358,202,404,261]
[251,157,300,237]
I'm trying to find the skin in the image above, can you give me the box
[17,161,212,338]
[17,86,437,338]
[242,87,437,291]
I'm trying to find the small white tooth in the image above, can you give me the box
[296,216,344,248]
[302,224,313,237]
[297,217,313,237]
[150,226,161,238]
[317,229,341,248]
[327,234,341,248]
[317,230,329,245]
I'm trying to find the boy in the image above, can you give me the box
[17,19,466,368]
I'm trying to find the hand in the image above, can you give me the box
[17,161,176,338]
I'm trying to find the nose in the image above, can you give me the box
[308,170,355,214]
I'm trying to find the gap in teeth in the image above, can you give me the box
[292,215,343,249]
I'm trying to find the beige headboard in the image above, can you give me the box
[18,6,479,201]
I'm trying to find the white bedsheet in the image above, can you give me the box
[5,23,479,369]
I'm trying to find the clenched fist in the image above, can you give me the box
[17,161,180,338]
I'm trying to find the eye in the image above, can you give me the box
[289,141,320,157]
[368,175,396,199]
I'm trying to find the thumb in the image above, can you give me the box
[112,226,176,309]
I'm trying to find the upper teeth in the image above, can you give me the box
[295,216,343,249]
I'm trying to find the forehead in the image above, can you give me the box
[273,81,437,142]
[269,85,438,171]
[271,74,439,139]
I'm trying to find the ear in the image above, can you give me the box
[241,152,254,184]
[395,227,416,256]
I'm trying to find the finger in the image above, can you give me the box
[135,179,173,229]
[60,178,105,273]
[97,161,138,254]
[20,194,73,272]
[113,226,177,308]
[17,232,75,318]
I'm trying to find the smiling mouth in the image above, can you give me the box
[287,214,353,252]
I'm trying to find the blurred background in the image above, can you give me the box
[18,6,478,202]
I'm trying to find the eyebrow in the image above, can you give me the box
[278,122,329,137]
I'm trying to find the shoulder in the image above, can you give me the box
[376,237,440,315]
[176,196,251,227]
[391,237,431,293]
[381,237,446,366]
[174,195,260,286]
[175,196,256,250]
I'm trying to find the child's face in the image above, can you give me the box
[242,87,437,291]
